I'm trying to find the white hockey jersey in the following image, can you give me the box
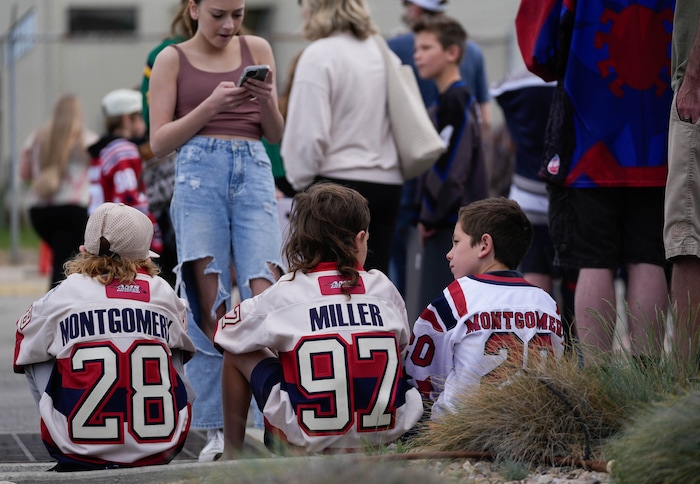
[405,271,564,418]
[14,272,195,469]
[214,262,424,452]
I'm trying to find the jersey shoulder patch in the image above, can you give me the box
[318,275,366,295]
[105,279,150,302]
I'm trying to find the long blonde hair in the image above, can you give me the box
[37,95,87,175]
[171,0,190,38]
[65,251,160,285]
[302,0,377,41]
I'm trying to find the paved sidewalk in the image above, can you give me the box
[0,261,49,298]
[0,427,270,484]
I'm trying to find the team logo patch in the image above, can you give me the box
[318,275,366,295]
[18,307,32,330]
[105,279,150,302]
[546,154,560,175]
[222,304,241,327]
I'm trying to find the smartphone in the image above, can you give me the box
[237,64,270,86]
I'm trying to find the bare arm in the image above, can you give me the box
[677,15,700,124]
[241,36,285,144]
[19,131,37,182]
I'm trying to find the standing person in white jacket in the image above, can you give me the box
[282,0,403,275]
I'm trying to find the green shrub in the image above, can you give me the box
[607,390,700,484]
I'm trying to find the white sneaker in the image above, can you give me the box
[198,429,224,462]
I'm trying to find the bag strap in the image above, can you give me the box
[372,35,397,75]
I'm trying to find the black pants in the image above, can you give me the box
[314,177,403,275]
[29,205,88,287]
[154,207,177,288]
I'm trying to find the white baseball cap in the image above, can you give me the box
[406,0,447,12]
[84,203,158,260]
[101,88,142,117]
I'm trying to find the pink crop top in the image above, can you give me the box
[173,37,263,139]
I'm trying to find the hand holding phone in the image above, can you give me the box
[238,64,270,87]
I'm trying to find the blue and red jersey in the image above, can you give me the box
[517,0,675,188]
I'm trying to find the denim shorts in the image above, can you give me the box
[665,91,700,260]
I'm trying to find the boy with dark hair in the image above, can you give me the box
[405,198,564,419]
[412,15,488,314]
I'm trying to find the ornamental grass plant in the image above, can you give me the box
[605,302,700,484]
[407,304,700,477]
[606,389,700,484]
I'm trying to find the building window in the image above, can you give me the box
[68,7,137,35]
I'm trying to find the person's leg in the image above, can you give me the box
[222,351,252,458]
[28,207,56,285]
[389,179,418,296]
[190,258,226,341]
[625,262,668,358]
[524,273,552,293]
[554,189,618,361]
[671,256,700,361]
[417,227,454,310]
[154,207,178,287]
[229,141,284,431]
[520,222,556,293]
[574,268,616,358]
[559,268,579,353]
[222,349,273,458]
[621,188,668,358]
[230,141,284,301]
[360,182,403,274]
[664,93,700,363]
[170,136,234,460]
[546,185,582,354]
[48,206,88,287]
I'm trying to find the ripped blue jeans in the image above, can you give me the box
[171,136,283,429]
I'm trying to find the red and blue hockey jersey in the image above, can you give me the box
[14,273,195,469]
[516,0,675,188]
[215,263,423,452]
[405,271,564,419]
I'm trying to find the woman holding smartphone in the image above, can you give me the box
[148,0,284,462]
[282,0,403,275]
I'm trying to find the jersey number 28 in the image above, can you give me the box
[68,341,177,443]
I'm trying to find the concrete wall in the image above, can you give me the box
[0,0,522,211]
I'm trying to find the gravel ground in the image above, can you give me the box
[415,459,611,483]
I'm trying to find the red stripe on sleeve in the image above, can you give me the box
[448,282,468,318]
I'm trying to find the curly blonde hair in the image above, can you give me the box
[301,0,377,41]
[64,252,160,285]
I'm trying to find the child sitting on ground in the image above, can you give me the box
[405,198,564,419]
[214,183,423,457]
[14,202,195,470]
